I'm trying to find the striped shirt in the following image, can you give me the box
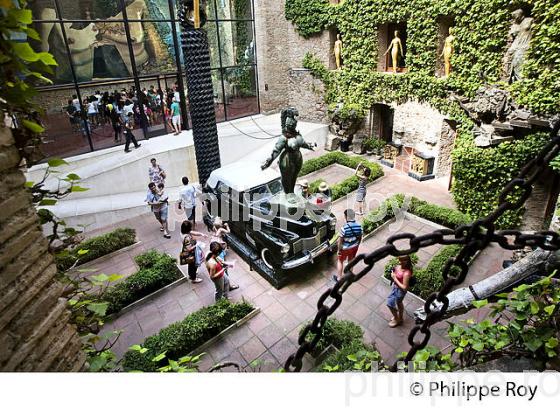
[340,221,362,250]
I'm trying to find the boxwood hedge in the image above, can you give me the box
[103,250,182,315]
[55,227,136,271]
[300,317,364,354]
[123,299,254,372]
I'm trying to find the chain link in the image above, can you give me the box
[284,121,560,372]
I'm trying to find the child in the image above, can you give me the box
[212,217,230,259]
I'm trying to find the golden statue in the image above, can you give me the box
[384,30,404,74]
[441,27,455,77]
[333,34,343,70]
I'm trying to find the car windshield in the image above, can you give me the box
[246,178,283,204]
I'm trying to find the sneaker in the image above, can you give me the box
[331,274,339,283]
[135,144,142,149]
[229,284,239,290]
[160,227,164,232]
[191,277,203,284]
[163,233,171,239]
[124,150,131,153]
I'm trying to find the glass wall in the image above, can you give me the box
[30,0,259,159]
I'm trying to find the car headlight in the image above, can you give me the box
[281,244,290,254]
[329,217,337,229]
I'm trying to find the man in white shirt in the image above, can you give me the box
[178,176,198,228]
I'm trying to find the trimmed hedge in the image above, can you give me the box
[384,245,462,299]
[55,227,136,271]
[361,194,472,235]
[300,318,364,354]
[123,299,254,372]
[299,152,384,201]
[103,250,182,315]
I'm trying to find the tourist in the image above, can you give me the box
[86,95,99,126]
[205,241,239,301]
[181,220,208,283]
[170,97,181,135]
[148,158,166,185]
[178,176,198,228]
[355,163,371,215]
[124,112,141,153]
[387,255,413,327]
[334,209,363,282]
[65,99,79,132]
[211,216,230,258]
[299,179,310,199]
[146,182,170,238]
[318,181,332,199]
[107,104,122,142]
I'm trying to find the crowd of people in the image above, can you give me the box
[144,158,239,302]
[144,158,412,328]
[64,83,184,148]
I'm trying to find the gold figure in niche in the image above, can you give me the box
[334,34,343,70]
[384,30,404,74]
[441,27,455,77]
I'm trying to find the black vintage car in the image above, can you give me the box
[203,162,337,272]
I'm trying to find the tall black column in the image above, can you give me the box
[178,1,221,185]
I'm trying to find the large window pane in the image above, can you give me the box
[35,88,93,159]
[29,0,56,21]
[218,20,254,67]
[210,70,226,122]
[31,23,74,85]
[177,21,219,69]
[58,0,124,20]
[223,65,258,120]
[216,0,253,20]
[136,21,178,76]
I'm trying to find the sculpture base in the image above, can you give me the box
[225,232,290,289]
[380,159,394,168]
[408,171,435,181]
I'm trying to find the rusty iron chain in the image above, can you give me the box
[284,121,560,372]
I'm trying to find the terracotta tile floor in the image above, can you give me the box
[85,154,513,371]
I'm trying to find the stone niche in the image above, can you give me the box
[377,22,408,73]
[370,100,457,180]
[436,15,455,77]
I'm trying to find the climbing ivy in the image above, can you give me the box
[287,0,560,228]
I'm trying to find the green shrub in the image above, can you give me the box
[103,251,181,315]
[383,245,462,299]
[300,318,364,354]
[409,197,472,229]
[123,299,254,372]
[320,340,383,372]
[361,194,404,234]
[300,152,384,201]
[55,227,136,271]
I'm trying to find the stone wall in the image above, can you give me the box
[435,120,456,177]
[0,125,85,371]
[254,1,331,117]
[521,168,559,231]
[288,69,328,123]
[391,101,445,154]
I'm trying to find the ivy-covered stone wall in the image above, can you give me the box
[284,0,560,228]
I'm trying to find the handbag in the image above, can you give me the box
[179,235,196,265]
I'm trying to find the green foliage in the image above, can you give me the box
[363,137,386,153]
[55,228,136,271]
[320,340,384,372]
[103,250,181,315]
[0,0,57,163]
[408,196,472,228]
[299,151,384,200]
[448,276,560,368]
[128,346,204,373]
[123,299,254,372]
[285,0,334,38]
[289,0,560,229]
[452,132,550,228]
[300,318,364,354]
[404,345,456,371]
[361,193,470,235]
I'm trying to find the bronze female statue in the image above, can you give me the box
[262,108,315,194]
